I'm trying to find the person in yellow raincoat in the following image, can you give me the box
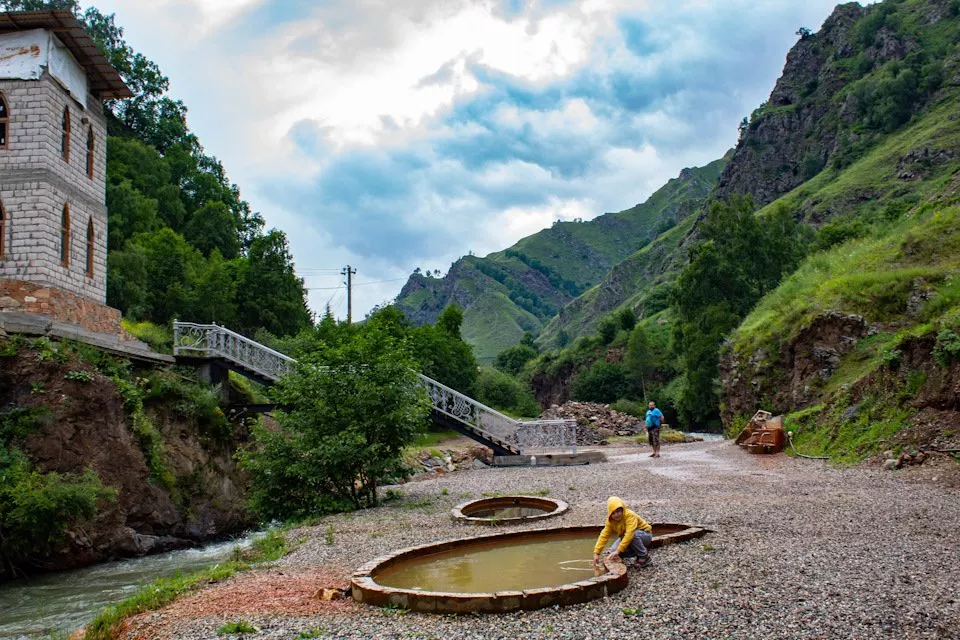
[593,496,654,569]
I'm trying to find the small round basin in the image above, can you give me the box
[452,495,568,525]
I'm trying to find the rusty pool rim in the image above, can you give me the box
[351,523,707,614]
[451,495,569,525]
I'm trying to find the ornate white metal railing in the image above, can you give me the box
[417,374,521,447]
[173,322,295,381]
[172,322,576,454]
[517,420,578,454]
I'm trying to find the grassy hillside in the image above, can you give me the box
[395,156,727,360]
[721,91,960,454]
[536,213,697,350]
[531,0,960,440]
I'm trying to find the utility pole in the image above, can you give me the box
[341,265,356,324]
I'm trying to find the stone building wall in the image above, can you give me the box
[0,73,108,302]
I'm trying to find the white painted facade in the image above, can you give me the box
[0,29,89,108]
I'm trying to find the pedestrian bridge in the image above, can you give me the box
[172,322,576,456]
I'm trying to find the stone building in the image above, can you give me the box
[0,11,144,343]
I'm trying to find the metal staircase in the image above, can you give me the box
[173,322,576,456]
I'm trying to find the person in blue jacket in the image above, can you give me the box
[645,401,664,458]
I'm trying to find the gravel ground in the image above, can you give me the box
[125,441,960,640]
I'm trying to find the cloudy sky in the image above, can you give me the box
[89,0,849,320]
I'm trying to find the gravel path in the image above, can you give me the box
[126,441,960,640]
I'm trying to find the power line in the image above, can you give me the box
[304,277,408,291]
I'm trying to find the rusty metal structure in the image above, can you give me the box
[735,410,786,454]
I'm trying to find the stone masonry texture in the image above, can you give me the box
[0,71,108,303]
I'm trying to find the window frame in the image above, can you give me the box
[86,126,95,179]
[0,92,8,149]
[85,218,94,277]
[60,203,70,267]
[61,106,71,162]
[0,200,6,260]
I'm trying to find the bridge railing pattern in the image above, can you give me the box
[417,374,521,446]
[517,420,578,454]
[173,322,576,454]
[173,322,295,381]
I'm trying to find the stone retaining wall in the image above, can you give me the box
[0,278,128,337]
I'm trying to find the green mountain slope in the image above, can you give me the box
[717,0,960,448]
[394,156,727,360]
[532,0,960,444]
[541,0,960,352]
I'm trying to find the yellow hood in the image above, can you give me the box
[606,496,626,520]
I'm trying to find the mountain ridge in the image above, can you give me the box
[394,155,728,359]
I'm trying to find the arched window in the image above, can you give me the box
[0,200,6,260]
[0,92,8,149]
[61,106,70,162]
[60,204,70,267]
[85,218,94,277]
[86,126,95,179]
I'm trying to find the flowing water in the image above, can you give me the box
[686,432,725,441]
[465,506,550,519]
[374,531,600,593]
[0,536,254,639]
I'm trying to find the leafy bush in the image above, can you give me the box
[239,326,430,520]
[494,343,538,376]
[934,323,960,366]
[611,399,646,418]
[815,218,870,252]
[1,407,115,574]
[598,316,620,345]
[121,319,173,353]
[571,361,629,404]
[217,621,258,635]
[473,368,541,417]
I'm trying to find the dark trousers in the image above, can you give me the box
[647,427,661,448]
[617,530,653,560]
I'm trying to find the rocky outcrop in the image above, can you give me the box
[0,343,251,575]
[715,4,870,207]
[721,315,960,449]
[720,312,874,424]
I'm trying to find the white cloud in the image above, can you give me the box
[86,0,848,321]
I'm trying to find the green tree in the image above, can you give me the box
[239,328,429,519]
[436,304,465,337]
[235,231,312,337]
[672,197,809,426]
[598,316,620,345]
[183,202,240,259]
[106,243,149,318]
[126,228,205,324]
[494,343,538,376]
[473,368,541,417]
[625,325,654,400]
[616,308,637,331]
[571,361,629,404]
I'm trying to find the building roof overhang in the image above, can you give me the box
[0,10,133,100]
